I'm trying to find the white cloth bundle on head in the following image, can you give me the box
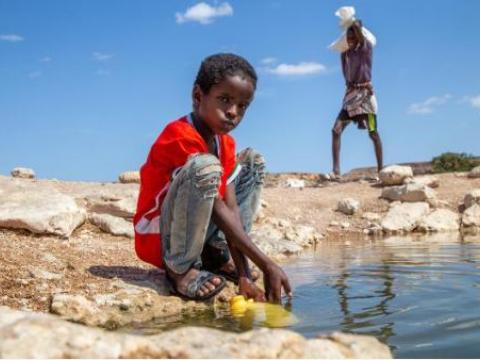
[328,6,376,53]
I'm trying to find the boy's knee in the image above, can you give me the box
[186,154,222,196]
[369,131,380,140]
[332,127,342,137]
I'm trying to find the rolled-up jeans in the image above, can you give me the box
[160,148,265,274]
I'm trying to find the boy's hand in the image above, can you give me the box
[263,263,292,303]
[239,277,266,302]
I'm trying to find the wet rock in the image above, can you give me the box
[118,171,140,184]
[0,307,392,359]
[379,165,413,186]
[468,166,480,179]
[337,198,360,215]
[416,209,460,232]
[464,189,480,209]
[381,202,430,233]
[381,183,437,203]
[10,167,35,179]
[462,204,480,228]
[50,278,192,328]
[87,194,136,219]
[0,182,86,237]
[89,213,134,238]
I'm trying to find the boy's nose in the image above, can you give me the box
[225,106,238,120]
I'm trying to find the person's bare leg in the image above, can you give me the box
[332,120,347,175]
[369,131,383,173]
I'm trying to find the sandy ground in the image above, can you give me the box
[1,172,479,314]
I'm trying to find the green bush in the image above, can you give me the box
[432,152,478,173]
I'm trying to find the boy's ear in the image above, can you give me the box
[192,84,203,109]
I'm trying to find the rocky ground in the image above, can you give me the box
[1,164,480,358]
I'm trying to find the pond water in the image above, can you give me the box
[126,233,480,358]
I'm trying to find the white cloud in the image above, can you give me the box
[0,34,24,42]
[267,62,327,76]
[468,95,480,109]
[261,57,277,65]
[176,2,233,25]
[28,71,42,79]
[39,56,52,63]
[407,94,452,114]
[93,52,114,62]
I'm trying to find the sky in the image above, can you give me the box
[1,0,479,182]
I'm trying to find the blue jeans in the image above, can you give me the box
[160,148,265,274]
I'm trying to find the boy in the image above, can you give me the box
[134,53,292,303]
[331,20,383,179]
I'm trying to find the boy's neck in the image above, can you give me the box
[191,112,215,145]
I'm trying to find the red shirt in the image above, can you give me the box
[133,114,240,268]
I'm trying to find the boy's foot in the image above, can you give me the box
[328,172,343,182]
[165,267,226,300]
[217,258,260,283]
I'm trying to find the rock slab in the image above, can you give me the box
[118,171,140,184]
[381,202,430,233]
[0,307,392,359]
[0,183,86,237]
[89,213,134,238]
[337,198,360,215]
[417,209,460,232]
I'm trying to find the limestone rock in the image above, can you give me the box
[362,212,381,221]
[381,202,430,233]
[10,167,35,179]
[462,204,480,228]
[0,307,392,359]
[381,183,437,203]
[89,213,134,238]
[417,209,460,232]
[118,171,140,184]
[0,184,86,237]
[468,166,480,179]
[87,194,136,219]
[284,178,305,188]
[50,276,189,328]
[337,198,360,215]
[251,218,321,257]
[405,175,440,188]
[464,189,480,209]
[379,165,413,186]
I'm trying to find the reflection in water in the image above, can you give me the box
[123,233,480,358]
[334,261,396,345]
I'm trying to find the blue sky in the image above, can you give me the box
[1,0,479,181]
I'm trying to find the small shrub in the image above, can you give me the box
[432,152,478,173]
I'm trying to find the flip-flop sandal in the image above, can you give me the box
[166,270,226,301]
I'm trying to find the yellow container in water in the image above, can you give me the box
[229,295,297,328]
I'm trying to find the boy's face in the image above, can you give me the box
[193,74,254,135]
[346,28,359,49]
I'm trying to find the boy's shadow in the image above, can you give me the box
[88,265,169,295]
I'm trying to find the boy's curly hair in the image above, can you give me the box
[194,53,257,94]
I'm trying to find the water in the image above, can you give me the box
[126,233,480,358]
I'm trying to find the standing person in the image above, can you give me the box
[134,53,292,303]
[331,20,383,179]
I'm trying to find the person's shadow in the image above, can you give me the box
[88,265,169,295]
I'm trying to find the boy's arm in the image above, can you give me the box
[212,184,292,303]
[220,184,265,301]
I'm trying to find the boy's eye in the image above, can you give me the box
[239,103,249,111]
[219,96,230,104]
